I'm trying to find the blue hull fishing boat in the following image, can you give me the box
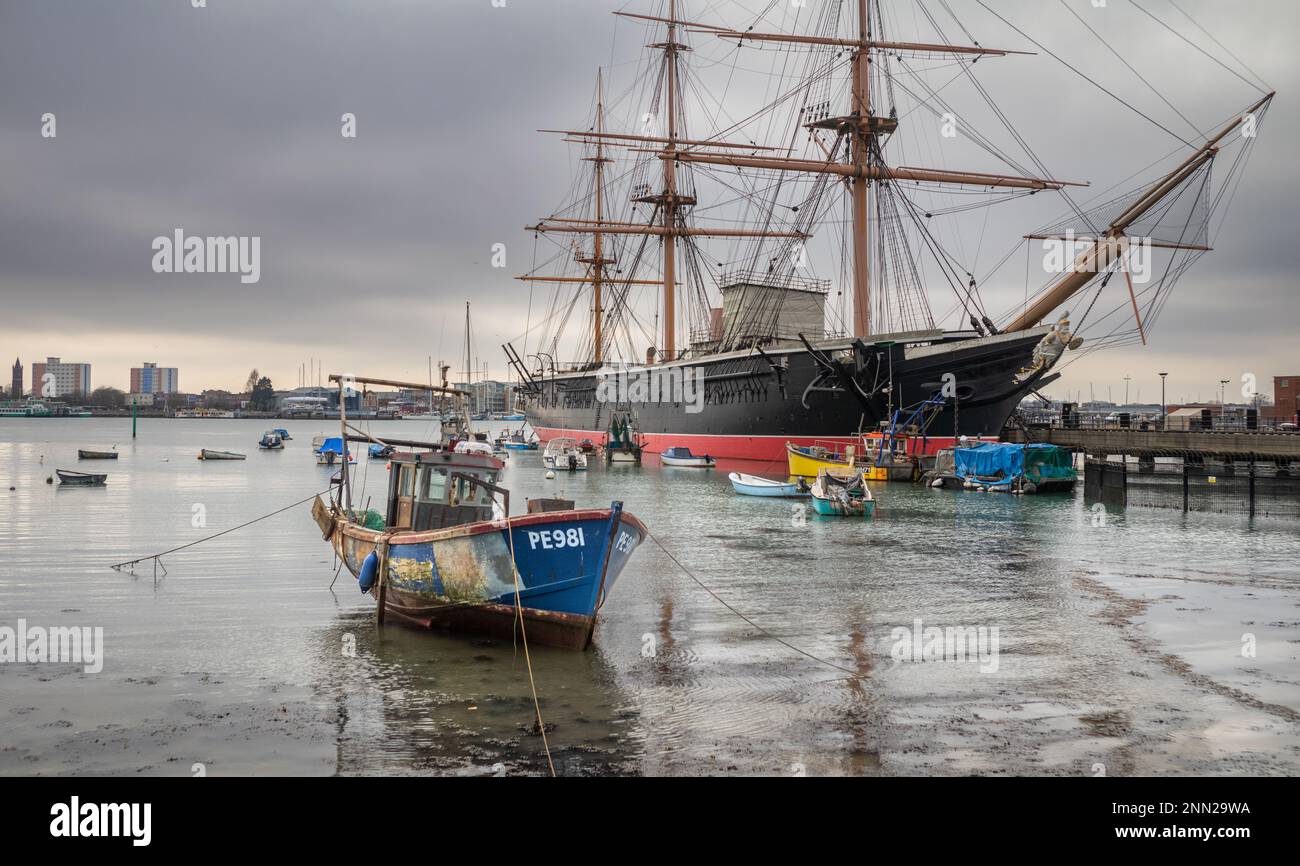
[313,373,646,650]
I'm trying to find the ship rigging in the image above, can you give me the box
[507,0,1272,462]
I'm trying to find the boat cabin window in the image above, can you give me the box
[422,466,449,501]
[450,472,496,507]
[386,457,501,532]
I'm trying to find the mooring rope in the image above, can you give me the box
[505,515,556,776]
[645,530,867,681]
[109,487,334,572]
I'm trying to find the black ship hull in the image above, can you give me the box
[521,327,1056,462]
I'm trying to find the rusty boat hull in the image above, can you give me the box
[318,499,646,650]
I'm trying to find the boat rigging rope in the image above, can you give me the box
[505,515,556,777]
[644,530,868,682]
[973,0,1197,150]
[109,486,334,572]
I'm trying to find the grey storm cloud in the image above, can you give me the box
[0,0,1295,394]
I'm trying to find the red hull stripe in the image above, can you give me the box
[531,426,995,462]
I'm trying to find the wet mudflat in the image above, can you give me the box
[2,418,1298,776]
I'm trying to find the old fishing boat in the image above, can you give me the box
[810,469,875,517]
[77,449,118,460]
[787,441,866,480]
[313,373,647,650]
[258,431,284,450]
[729,472,808,498]
[198,449,246,461]
[500,429,539,451]
[56,469,107,486]
[508,2,1272,462]
[660,446,715,468]
[603,414,643,464]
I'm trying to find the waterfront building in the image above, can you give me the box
[10,358,20,399]
[30,357,91,399]
[130,362,179,395]
[453,379,510,415]
[1273,375,1299,426]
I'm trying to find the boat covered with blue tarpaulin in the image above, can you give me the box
[953,443,1077,493]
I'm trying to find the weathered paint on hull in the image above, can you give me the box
[810,496,875,517]
[328,507,646,649]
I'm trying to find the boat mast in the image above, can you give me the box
[661,0,681,360]
[667,13,1075,338]
[850,0,872,337]
[578,71,613,364]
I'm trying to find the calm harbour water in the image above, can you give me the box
[2,417,1299,776]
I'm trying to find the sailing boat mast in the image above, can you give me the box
[524,6,805,364]
[577,72,614,364]
[669,9,1073,338]
[850,0,872,337]
[661,0,682,359]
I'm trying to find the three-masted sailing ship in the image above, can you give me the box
[507,0,1272,461]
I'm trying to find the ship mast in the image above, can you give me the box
[850,0,871,337]
[580,70,612,363]
[662,1,680,359]
[525,5,807,365]
[670,6,1075,339]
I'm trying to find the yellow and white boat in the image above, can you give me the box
[787,437,923,481]
[785,441,867,480]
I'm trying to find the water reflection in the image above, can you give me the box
[316,612,639,776]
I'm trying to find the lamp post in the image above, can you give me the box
[1159,372,1168,429]
[1219,379,1230,430]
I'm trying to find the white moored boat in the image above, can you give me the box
[660,447,716,468]
[542,437,588,471]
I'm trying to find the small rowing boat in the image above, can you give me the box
[77,449,118,460]
[728,472,808,497]
[198,449,247,461]
[660,446,715,468]
[809,469,875,517]
[56,469,107,486]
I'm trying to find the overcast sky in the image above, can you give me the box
[1,0,1294,404]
